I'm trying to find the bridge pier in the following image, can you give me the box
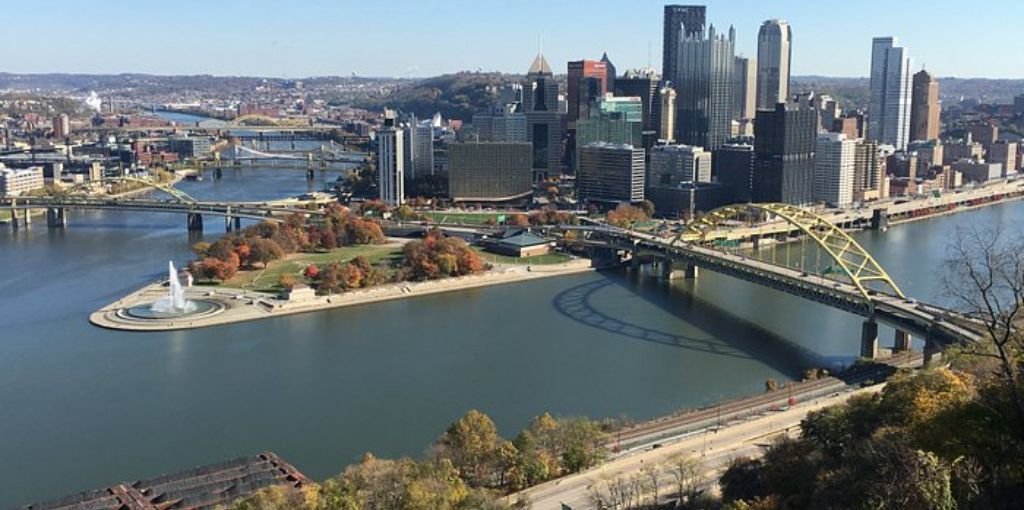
[213,167,223,180]
[871,208,889,231]
[234,216,241,231]
[860,319,879,360]
[659,259,681,280]
[46,207,66,228]
[306,168,315,180]
[923,337,943,366]
[893,330,912,352]
[684,263,698,279]
[187,213,204,233]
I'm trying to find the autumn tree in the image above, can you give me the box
[435,410,504,487]
[247,238,285,268]
[606,203,649,228]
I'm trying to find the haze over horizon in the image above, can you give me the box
[2,0,1022,80]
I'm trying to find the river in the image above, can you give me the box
[0,165,1018,506]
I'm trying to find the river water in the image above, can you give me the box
[1,160,1018,505]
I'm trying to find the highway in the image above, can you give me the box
[510,383,888,510]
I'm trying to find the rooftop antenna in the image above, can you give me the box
[647,41,652,70]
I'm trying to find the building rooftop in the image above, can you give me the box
[527,53,552,75]
[21,452,310,510]
[497,231,549,248]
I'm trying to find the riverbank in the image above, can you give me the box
[90,258,594,331]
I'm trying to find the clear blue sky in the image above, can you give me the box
[3,0,1021,78]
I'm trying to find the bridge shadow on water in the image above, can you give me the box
[551,269,826,380]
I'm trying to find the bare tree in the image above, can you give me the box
[943,225,1024,434]
[666,453,706,506]
[641,463,663,507]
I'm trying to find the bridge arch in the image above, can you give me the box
[66,177,197,204]
[671,202,906,304]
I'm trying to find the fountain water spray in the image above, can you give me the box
[151,261,195,314]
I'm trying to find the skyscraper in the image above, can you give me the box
[376,109,404,206]
[658,86,677,142]
[648,144,712,186]
[601,52,617,93]
[910,69,940,141]
[752,102,818,205]
[524,52,563,180]
[755,19,792,110]
[814,133,857,207]
[675,24,735,151]
[714,142,755,203]
[567,59,608,123]
[868,37,913,150]
[663,5,706,83]
[615,68,661,146]
[733,56,757,121]
[577,142,645,203]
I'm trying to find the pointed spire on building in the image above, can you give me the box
[600,52,617,91]
[528,52,552,75]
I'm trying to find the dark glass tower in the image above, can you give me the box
[663,5,707,83]
[524,53,563,179]
[675,24,735,151]
[752,102,818,205]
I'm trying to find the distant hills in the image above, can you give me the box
[2,72,1019,121]
[351,72,517,121]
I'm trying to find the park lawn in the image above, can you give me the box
[472,246,572,266]
[223,243,403,292]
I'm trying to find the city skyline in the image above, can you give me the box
[2,0,1022,79]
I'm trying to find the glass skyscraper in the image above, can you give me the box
[675,24,735,151]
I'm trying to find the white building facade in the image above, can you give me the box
[814,133,856,207]
[377,110,405,206]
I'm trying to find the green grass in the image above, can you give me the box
[472,246,572,265]
[422,211,503,225]
[222,244,402,292]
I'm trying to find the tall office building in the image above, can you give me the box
[473,105,527,143]
[990,141,1019,175]
[814,133,857,207]
[868,37,913,150]
[659,86,677,142]
[567,59,608,122]
[733,56,757,121]
[577,142,645,203]
[615,69,661,144]
[714,142,755,203]
[376,109,404,206]
[53,114,70,139]
[663,5,707,83]
[405,119,434,180]
[853,140,886,202]
[448,142,533,202]
[752,102,818,205]
[675,24,735,151]
[524,52,563,179]
[910,69,940,141]
[755,19,792,110]
[648,144,712,186]
[601,52,617,93]
[576,95,645,163]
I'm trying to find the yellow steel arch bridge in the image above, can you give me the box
[669,202,906,305]
[65,177,197,204]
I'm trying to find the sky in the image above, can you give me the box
[3,0,1022,79]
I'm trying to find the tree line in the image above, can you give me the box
[229,410,610,510]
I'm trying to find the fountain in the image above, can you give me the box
[119,261,223,321]
[151,261,195,314]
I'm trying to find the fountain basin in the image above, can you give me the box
[117,299,225,322]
